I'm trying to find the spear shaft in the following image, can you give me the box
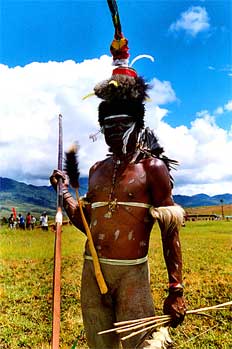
[52,114,63,349]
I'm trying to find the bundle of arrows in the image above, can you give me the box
[98,301,232,343]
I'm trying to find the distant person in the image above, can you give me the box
[26,212,32,230]
[41,212,48,231]
[8,214,14,229]
[39,214,43,227]
[18,214,25,230]
[31,215,36,229]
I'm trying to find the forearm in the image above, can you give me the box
[62,189,89,233]
[160,223,183,286]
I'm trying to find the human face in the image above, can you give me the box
[102,115,137,154]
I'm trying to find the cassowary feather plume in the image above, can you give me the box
[64,143,80,189]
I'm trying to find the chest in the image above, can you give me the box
[88,161,149,202]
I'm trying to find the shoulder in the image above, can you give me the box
[142,156,174,206]
[142,156,170,177]
[89,157,111,176]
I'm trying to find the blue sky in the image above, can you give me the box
[0,0,231,195]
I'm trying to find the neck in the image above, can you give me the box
[112,149,137,163]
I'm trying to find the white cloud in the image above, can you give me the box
[212,99,232,116]
[224,100,232,112]
[214,106,224,115]
[0,58,176,185]
[156,111,232,196]
[0,58,231,196]
[169,6,210,37]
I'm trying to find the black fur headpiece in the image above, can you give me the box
[95,66,150,127]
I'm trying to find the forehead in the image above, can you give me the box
[103,114,135,124]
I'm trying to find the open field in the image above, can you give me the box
[185,204,232,217]
[0,220,231,348]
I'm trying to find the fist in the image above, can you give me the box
[163,293,187,328]
[50,170,69,191]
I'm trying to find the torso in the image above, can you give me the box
[86,155,167,259]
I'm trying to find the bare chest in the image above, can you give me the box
[88,161,149,203]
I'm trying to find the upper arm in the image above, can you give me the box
[146,158,174,207]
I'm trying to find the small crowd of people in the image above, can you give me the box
[7,211,49,231]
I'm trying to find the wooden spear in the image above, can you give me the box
[65,143,108,295]
[52,114,63,349]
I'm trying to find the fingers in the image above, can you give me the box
[50,170,67,189]
[163,295,187,328]
[51,169,66,180]
[170,312,185,328]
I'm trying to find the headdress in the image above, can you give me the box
[83,0,154,128]
[89,1,177,179]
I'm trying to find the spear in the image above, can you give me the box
[52,113,63,349]
[65,144,108,294]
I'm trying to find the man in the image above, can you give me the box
[50,46,186,347]
[26,212,32,230]
[18,213,25,230]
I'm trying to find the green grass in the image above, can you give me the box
[0,221,231,348]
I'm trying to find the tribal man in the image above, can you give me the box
[50,36,186,349]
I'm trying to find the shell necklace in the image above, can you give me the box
[104,153,136,218]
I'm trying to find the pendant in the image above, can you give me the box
[104,211,112,219]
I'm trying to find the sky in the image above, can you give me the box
[0,0,231,196]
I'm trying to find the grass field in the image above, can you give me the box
[0,220,231,348]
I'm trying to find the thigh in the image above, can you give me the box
[116,263,155,349]
[81,260,121,349]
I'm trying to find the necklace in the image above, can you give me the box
[104,152,138,218]
[104,158,120,218]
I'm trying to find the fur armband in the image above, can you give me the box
[149,205,185,234]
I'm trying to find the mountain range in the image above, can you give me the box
[0,176,231,218]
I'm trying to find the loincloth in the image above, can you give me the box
[81,258,155,349]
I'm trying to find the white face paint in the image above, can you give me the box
[102,115,137,154]
[122,123,136,154]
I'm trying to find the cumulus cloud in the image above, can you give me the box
[0,57,175,185]
[0,58,231,196]
[213,99,232,116]
[156,110,232,196]
[169,6,210,37]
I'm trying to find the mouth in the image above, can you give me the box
[108,133,124,140]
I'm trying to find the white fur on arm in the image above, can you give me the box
[149,204,185,234]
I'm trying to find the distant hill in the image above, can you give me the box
[0,177,88,218]
[174,193,232,207]
[0,176,231,218]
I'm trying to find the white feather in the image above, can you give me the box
[130,54,155,67]
[142,327,172,349]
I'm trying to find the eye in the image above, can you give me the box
[103,121,134,129]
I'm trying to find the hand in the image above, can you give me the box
[49,170,69,191]
[163,293,187,328]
